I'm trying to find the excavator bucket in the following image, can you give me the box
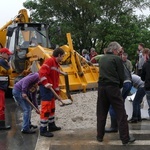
[59,33,99,100]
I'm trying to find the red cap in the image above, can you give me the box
[0,48,12,55]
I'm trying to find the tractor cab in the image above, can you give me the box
[6,23,51,73]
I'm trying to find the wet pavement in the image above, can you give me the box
[35,96,150,150]
[35,121,150,150]
[1,97,150,150]
[0,98,38,150]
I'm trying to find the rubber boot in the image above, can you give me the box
[105,117,118,133]
[0,120,11,130]
[40,126,54,137]
[48,122,61,132]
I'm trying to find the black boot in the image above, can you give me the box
[105,117,118,133]
[40,126,54,137]
[30,124,38,129]
[48,122,61,132]
[0,120,11,130]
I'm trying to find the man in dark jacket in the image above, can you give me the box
[141,51,150,118]
[105,54,132,133]
[97,42,135,145]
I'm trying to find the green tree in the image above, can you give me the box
[23,0,150,55]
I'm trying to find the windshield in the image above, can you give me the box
[18,26,51,48]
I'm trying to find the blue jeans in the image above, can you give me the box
[122,82,132,100]
[132,87,145,120]
[12,89,32,131]
[109,82,132,118]
[145,91,150,117]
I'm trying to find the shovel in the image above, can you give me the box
[49,87,72,106]
[25,97,40,114]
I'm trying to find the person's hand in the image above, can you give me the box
[46,84,53,89]
[63,72,67,76]
[36,109,40,114]
[59,71,67,76]
[22,93,27,99]
[87,61,93,66]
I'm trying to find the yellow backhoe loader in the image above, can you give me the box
[0,9,99,101]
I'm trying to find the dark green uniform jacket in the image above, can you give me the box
[98,53,124,88]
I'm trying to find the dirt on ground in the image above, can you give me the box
[30,90,110,130]
[55,91,98,130]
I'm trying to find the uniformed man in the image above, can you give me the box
[0,48,12,130]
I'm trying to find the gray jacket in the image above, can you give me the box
[132,74,144,88]
[123,63,132,83]
[138,52,145,70]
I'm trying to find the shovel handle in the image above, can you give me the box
[49,87,64,105]
[25,97,40,114]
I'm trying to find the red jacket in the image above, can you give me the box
[90,51,97,63]
[39,56,60,91]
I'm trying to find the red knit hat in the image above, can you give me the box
[0,48,12,55]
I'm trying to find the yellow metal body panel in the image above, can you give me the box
[0,9,29,47]
[59,33,99,95]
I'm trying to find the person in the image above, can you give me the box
[105,50,132,133]
[118,47,124,57]
[141,50,150,118]
[39,47,65,137]
[129,74,145,123]
[122,53,133,72]
[90,48,107,64]
[29,37,38,47]
[122,61,133,100]
[82,49,90,61]
[97,41,135,145]
[89,47,97,63]
[142,48,149,62]
[0,48,12,130]
[12,73,40,134]
[134,50,140,74]
[121,53,133,97]
[137,43,145,76]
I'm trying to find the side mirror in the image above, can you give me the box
[7,27,14,37]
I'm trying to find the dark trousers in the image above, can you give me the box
[0,90,5,120]
[122,82,132,100]
[137,69,142,77]
[109,82,132,118]
[132,87,145,120]
[97,85,129,143]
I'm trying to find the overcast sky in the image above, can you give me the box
[0,0,150,27]
[0,0,26,27]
